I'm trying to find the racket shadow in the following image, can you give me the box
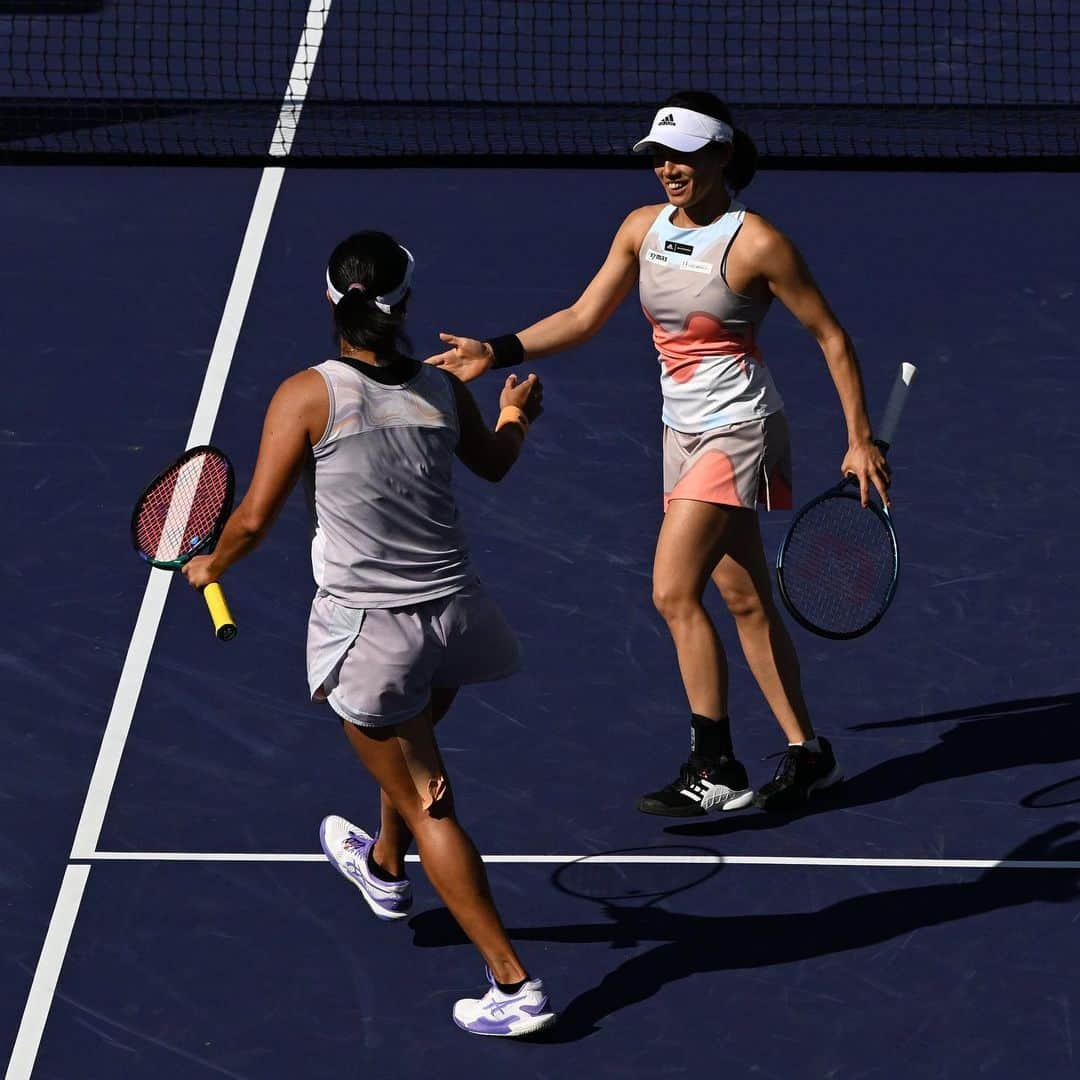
[665,692,1080,841]
[408,825,1080,1042]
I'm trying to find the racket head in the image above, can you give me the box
[131,445,234,570]
[776,481,899,640]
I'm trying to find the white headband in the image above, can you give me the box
[632,107,735,154]
[326,245,415,314]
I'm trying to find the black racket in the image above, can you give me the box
[552,846,723,948]
[131,444,238,641]
[777,362,917,639]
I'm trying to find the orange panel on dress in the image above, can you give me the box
[643,307,760,385]
[666,449,745,510]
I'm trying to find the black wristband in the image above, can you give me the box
[485,333,525,369]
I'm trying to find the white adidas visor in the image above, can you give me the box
[632,107,734,154]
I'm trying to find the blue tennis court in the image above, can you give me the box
[4,3,1080,1077]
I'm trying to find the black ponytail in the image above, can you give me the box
[327,231,412,356]
[725,127,758,192]
[659,90,758,192]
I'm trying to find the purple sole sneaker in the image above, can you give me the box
[452,969,557,1037]
[319,815,412,921]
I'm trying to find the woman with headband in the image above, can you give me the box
[181,230,555,1037]
[427,91,891,817]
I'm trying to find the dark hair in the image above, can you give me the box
[660,91,758,192]
[327,230,412,355]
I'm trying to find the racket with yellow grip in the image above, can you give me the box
[131,445,238,641]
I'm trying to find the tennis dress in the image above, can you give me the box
[304,357,520,727]
[638,201,793,510]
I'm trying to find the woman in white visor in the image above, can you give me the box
[426,92,891,817]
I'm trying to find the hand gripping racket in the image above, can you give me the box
[131,445,238,641]
[776,362,918,639]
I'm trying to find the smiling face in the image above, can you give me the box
[652,144,732,219]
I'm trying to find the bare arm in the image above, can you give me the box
[426,205,657,380]
[746,218,891,507]
[449,370,544,482]
[182,370,327,586]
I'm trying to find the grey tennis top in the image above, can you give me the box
[638,200,784,433]
[305,357,474,608]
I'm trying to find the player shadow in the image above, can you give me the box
[408,824,1080,1042]
[664,692,1080,840]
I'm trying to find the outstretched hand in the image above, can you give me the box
[425,333,492,383]
[500,372,544,423]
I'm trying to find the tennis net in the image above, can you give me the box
[2,0,1077,165]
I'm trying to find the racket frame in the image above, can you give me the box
[775,477,899,640]
[774,362,916,641]
[130,444,238,641]
[130,444,235,570]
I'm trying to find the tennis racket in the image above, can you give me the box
[552,846,722,948]
[131,444,238,641]
[776,362,918,640]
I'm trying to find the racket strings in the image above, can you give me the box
[780,496,896,635]
[135,452,231,561]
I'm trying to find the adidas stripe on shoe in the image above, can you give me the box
[637,757,754,817]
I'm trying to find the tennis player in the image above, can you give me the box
[181,231,555,1037]
[427,91,891,815]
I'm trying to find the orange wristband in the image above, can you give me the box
[495,406,529,433]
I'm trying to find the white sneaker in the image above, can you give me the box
[453,969,557,1037]
[318,815,412,921]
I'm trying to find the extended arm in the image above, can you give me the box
[426,206,656,379]
[449,371,544,482]
[182,370,326,587]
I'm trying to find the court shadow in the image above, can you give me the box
[665,692,1080,840]
[1022,775,1080,809]
[409,824,1080,1042]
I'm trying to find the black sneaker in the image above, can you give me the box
[752,737,843,812]
[637,757,754,817]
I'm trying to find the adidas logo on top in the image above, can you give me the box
[657,113,676,126]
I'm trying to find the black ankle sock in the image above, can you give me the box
[690,713,733,762]
[495,976,529,995]
[366,849,406,883]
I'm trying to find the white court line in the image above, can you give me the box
[72,0,332,865]
[65,156,288,865]
[4,867,90,1080]
[154,454,206,562]
[4,7,335,1078]
[270,2,328,157]
[68,172,287,863]
[87,852,1080,871]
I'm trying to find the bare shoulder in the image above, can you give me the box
[737,211,795,260]
[626,202,667,227]
[618,202,667,247]
[265,370,330,445]
[273,367,326,404]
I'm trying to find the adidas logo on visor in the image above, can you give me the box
[657,113,676,126]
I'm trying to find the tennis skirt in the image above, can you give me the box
[306,580,521,728]
[663,411,793,512]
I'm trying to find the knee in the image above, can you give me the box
[652,583,700,624]
[720,585,767,621]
